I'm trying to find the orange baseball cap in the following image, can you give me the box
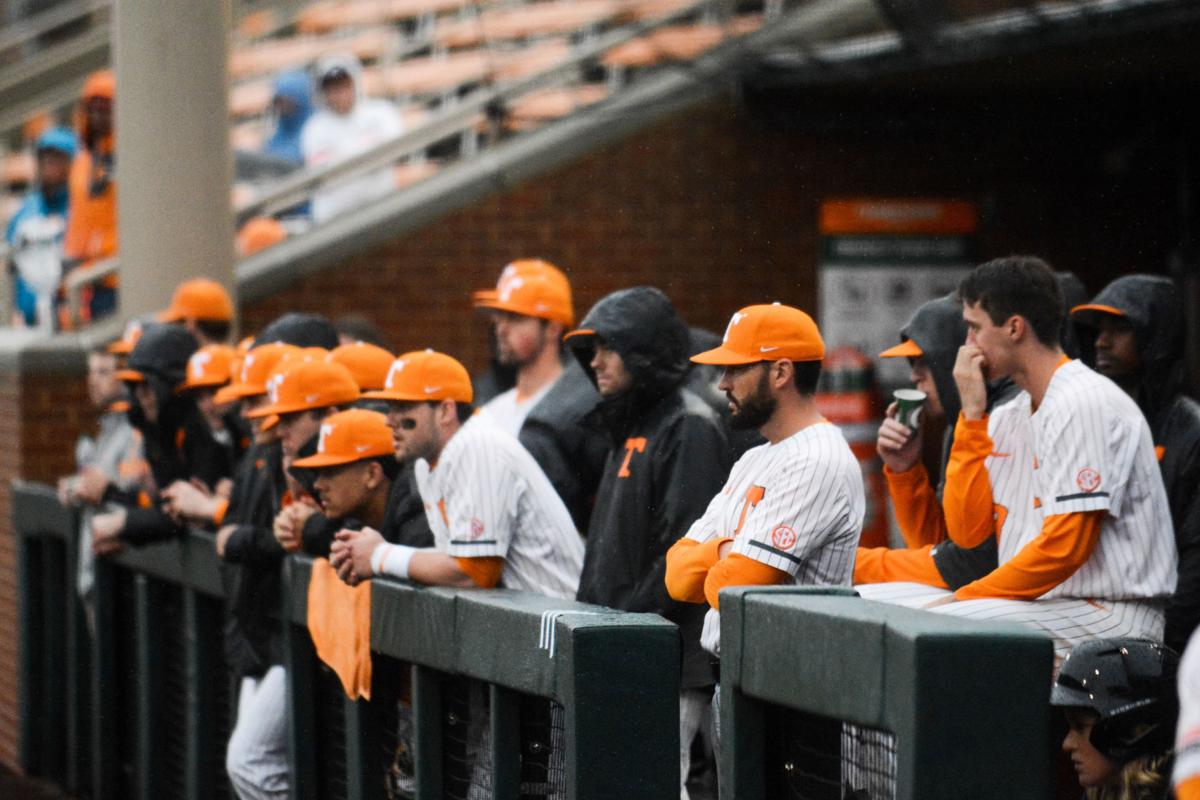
[879,339,923,359]
[180,344,236,391]
[219,342,300,401]
[327,342,394,391]
[363,349,474,404]
[291,409,395,468]
[158,278,234,323]
[246,360,360,418]
[472,259,574,326]
[116,367,144,383]
[108,319,145,355]
[691,303,825,366]
[1070,303,1126,320]
[236,216,287,257]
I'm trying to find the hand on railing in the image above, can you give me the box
[161,478,223,525]
[91,508,127,555]
[331,525,385,586]
[273,502,315,552]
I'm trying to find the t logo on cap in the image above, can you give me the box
[723,311,748,343]
[317,422,335,454]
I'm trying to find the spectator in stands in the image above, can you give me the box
[301,54,403,224]
[331,349,584,597]
[90,324,234,552]
[264,70,312,165]
[1070,274,1200,654]
[63,69,118,322]
[156,277,235,345]
[564,287,730,799]
[472,259,574,436]
[472,259,609,531]
[1053,638,1177,799]
[58,344,149,633]
[6,126,75,330]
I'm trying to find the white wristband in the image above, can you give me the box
[371,543,418,579]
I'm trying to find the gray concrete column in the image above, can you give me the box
[113,0,235,323]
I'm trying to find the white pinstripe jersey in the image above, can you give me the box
[983,359,1176,601]
[416,415,584,599]
[686,422,865,655]
[1175,630,1200,786]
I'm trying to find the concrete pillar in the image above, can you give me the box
[113,0,235,323]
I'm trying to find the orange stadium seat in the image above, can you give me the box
[604,17,761,67]
[432,0,621,49]
[230,27,400,81]
[296,0,469,34]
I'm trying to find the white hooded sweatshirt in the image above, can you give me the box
[301,54,404,223]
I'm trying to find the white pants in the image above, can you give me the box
[227,665,291,800]
[680,688,712,800]
[857,582,1165,659]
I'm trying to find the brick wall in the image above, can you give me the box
[242,98,1177,369]
[0,362,94,770]
[0,94,1182,771]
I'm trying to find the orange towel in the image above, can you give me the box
[307,558,372,700]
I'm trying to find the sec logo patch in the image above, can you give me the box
[771,525,797,550]
[1076,468,1102,493]
[470,517,486,539]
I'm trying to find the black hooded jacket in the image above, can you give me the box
[568,287,731,690]
[1073,274,1200,652]
[221,439,287,675]
[116,325,233,544]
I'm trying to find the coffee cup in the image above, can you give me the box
[893,388,927,431]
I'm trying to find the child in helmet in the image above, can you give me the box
[1052,638,1179,799]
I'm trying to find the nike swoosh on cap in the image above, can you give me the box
[759,346,780,353]
[356,444,370,452]
[423,386,441,394]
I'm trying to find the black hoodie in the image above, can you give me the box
[568,287,731,690]
[1073,274,1200,652]
[117,324,233,544]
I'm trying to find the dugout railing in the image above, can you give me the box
[717,586,1057,800]
[13,479,680,800]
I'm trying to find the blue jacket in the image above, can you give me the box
[264,71,312,164]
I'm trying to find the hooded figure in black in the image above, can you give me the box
[1072,273,1200,652]
[567,287,732,695]
[219,312,341,676]
[98,323,234,545]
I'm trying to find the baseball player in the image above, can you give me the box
[1053,638,1178,798]
[472,259,574,436]
[1177,630,1200,798]
[664,303,865,712]
[564,287,731,799]
[332,349,584,598]
[895,257,1175,659]
[1071,274,1200,653]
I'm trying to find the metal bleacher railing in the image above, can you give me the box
[16,476,1060,799]
[13,479,680,800]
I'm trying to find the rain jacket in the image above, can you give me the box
[1073,274,1200,652]
[221,439,288,676]
[265,71,313,165]
[63,71,117,273]
[118,325,232,544]
[300,54,403,223]
[517,358,608,532]
[6,127,76,327]
[568,287,731,690]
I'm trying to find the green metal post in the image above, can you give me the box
[39,537,67,782]
[132,574,163,800]
[284,620,319,799]
[489,684,521,800]
[412,665,445,800]
[17,535,43,775]
[90,559,120,800]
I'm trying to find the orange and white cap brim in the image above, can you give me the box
[879,339,923,359]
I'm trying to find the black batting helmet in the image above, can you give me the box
[1051,638,1179,763]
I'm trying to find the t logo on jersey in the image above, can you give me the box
[618,437,647,478]
[722,311,748,343]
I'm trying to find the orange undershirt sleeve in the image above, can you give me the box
[942,414,997,549]
[884,462,948,548]
[454,556,505,589]
[212,498,229,527]
[703,553,790,610]
[665,537,730,604]
[853,545,948,587]
[1177,776,1200,800]
[954,511,1104,601]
